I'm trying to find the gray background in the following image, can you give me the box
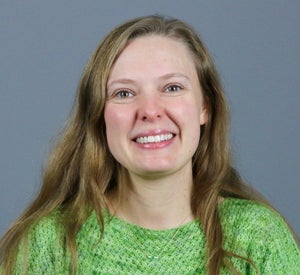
[1,1,299,236]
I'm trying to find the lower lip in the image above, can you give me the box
[133,136,175,149]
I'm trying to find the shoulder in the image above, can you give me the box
[219,198,300,272]
[218,198,296,242]
[16,210,68,273]
[219,198,285,229]
[219,198,298,233]
[27,210,64,243]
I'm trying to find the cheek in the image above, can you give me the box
[104,104,133,140]
[104,106,123,157]
[104,106,118,135]
[176,100,202,146]
[173,99,203,128]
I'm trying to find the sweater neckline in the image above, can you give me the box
[101,198,235,234]
[99,208,204,266]
[102,208,199,236]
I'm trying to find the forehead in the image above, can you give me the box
[108,35,197,82]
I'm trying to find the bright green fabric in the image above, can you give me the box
[11,198,300,274]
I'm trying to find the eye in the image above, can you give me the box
[165,84,183,93]
[114,89,134,98]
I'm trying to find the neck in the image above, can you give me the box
[109,167,194,230]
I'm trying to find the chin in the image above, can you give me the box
[134,165,177,177]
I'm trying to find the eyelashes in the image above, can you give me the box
[109,83,185,100]
[113,89,134,99]
[165,84,183,93]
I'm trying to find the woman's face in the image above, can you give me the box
[104,35,207,179]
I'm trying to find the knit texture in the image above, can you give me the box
[9,198,300,274]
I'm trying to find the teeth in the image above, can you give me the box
[136,134,174,144]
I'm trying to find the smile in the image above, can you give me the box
[135,133,174,144]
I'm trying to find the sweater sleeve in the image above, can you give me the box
[220,199,300,274]
[247,206,300,274]
[14,213,69,274]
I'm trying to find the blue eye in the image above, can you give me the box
[165,85,182,92]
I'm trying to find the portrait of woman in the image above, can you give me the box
[0,14,299,274]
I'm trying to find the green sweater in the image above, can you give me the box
[11,199,300,274]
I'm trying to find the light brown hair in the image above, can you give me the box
[0,15,282,274]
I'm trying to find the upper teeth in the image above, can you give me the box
[136,134,174,144]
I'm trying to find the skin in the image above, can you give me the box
[104,35,207,229]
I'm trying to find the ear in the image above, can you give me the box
[199,102,208,125]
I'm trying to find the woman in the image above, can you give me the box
[1,15,299,274]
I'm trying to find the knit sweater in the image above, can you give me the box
[10,198,300,274]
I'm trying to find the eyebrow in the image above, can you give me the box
[158,72,191,82]
[107,78,136,89]
[107,72,191,89]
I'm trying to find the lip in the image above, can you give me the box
[131,129,176,141]
[131,129,176,149]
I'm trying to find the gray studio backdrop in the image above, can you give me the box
[1,1,299,236]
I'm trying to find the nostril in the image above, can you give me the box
[142,113,161,121]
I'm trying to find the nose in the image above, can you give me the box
[137,94,163,122]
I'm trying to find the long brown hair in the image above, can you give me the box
[0,15,277,274]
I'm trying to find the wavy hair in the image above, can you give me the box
[0,15,273,274]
